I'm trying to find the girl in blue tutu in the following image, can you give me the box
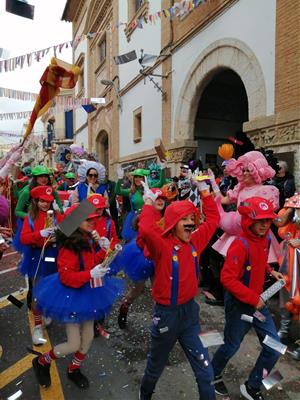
[20,185,63,345]
[118,187,166,329]
[32,204,123,390]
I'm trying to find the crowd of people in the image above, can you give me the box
[0,141,299,400]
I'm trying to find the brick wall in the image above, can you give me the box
[275,0,300,112]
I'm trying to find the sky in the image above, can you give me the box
[0,0,72,144]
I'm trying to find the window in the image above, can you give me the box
[76,54,85,97]
[98,38,106,64]
[125,0,149,41]
[133,107,142,143]
[65,110,73,139]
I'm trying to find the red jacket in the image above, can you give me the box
[58,243,106,288]
[221,215,272,307]
[136,207,163,259]
[94,216,119,251]
[20,210,63,247]
[139,195,220,305]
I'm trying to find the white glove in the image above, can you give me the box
[99,236,110,251]
[207,168,220,194]
[40,228,55,238]
[90,264,109,279]
[157,159,167,170]
[141,177,158,202]
[117,166,124,180]
[91,230,101,243]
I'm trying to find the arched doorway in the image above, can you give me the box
[96,130,109,172]
[194,69,248,166]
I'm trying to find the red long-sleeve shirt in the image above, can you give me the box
[58,244,106,288]
[94,216,119,251]
[139,195,220,305]
[221,216,272,307]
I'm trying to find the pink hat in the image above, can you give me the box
[225,151,275,184]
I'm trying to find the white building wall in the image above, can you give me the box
[171,0,276,140]
[119,65,162,157]
[118,0,162,89]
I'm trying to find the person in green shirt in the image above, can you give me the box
[116,168,149,241]
[57,172,76,191]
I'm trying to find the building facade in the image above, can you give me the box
[63,0,300,186]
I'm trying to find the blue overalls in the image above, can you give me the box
[212,237,280,389]
[141,245,216,399]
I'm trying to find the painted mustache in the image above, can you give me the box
[183,224,196,230]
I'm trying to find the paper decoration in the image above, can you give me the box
[0,87,38,101]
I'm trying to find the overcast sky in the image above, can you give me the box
[0,0,72,144]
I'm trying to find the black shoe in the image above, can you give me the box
[94,321,100,338]
[118,303,129,329]
[67,369,89,389]
[205,298,224,307]
[240,381,264,400]
[139,388,153,400]
[214,376,229,396]
[32,357,51,388]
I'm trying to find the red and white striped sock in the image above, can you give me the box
[38,349,57,366]
[33,309,42,327]
[68,351,86,372]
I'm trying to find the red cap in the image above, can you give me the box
[87,194,107,209]
[30,186,54,202]
[238,197,276,220]
[63,204,99,221]
[162,200,198,236]
[151,188,167,201]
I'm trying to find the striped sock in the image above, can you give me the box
[38,349,57,366]
[68,352,86,372]
[33,309,42,326]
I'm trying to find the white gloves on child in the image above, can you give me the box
[90,264,109,279]
[141,178,158,202]
[99,237,110,250]
[40,228,55,238]
[117,166,124,180]
[207,168,220,194]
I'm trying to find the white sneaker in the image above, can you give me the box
[44,316,52,327]
[32,325,47,345]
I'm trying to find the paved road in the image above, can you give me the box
[1,247,300,400]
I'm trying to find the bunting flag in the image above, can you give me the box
[0,111,32,121]
[22,58,81,143]
[0,87,38,101]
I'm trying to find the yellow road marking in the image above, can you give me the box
[0,354,34,389]
[0,291,27,309]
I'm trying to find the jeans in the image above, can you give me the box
[212,292,280,389]
[141,299,216,399]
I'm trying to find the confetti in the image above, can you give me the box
[262,370,283,390]
[7,390,23,400]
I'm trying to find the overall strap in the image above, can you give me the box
[237,237,251,287]
[106,217,111,240]
[79,253,84,272]
[130,193,135,211]
[171,245,198,306]
[27,215,34,232]
[78,183,88,202]
[97,184,107,196]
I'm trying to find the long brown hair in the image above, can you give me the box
[28,199,54,221]
[56,228,91,254]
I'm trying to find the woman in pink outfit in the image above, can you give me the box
[212,151,280,263]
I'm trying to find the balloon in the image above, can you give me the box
[218,144,234,160]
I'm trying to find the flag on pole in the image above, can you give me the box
[22,58,81,143]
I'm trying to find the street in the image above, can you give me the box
[1,247,300,400]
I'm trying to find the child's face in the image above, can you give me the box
[95,208,104,216]
[38,199,51,212]
[250,219,272,237]
[154,198,165,211]
[173,213,196,243]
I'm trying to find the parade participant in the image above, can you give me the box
[212,151,280,263]
[147,160,168,188]
[32,204,123,390]
[116,167,149,241]
[212,197,283,400]
[72,160,107,203]
[20,186,63,345]
[138,175,220,400]
[117,187,166,329]
[275,193,300,360]
[57,172,76,191]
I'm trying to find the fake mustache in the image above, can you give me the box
[183,224,196,230]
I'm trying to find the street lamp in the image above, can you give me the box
[101,78,122,112]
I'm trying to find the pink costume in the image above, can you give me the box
[212,151,280,263]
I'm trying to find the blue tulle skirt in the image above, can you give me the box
[121,211,138,241]
[19,245,58,278]
[13,218,25,253]
[120,240,154,282]
[34,273,124,323]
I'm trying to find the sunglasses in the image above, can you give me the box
[88,174,98,178]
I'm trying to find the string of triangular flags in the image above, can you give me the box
[0,97,105,120]
[0,0,205,74]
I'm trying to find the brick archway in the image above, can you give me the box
[174,38,267,142]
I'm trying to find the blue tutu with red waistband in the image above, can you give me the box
[19,244,58,278]
[119,239,154,282]
[34,273,124,323]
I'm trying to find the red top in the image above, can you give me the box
[221,212,272,307]
[94,216,119,251]
[139,195,220,305]
[58,244,106,288]
[20,210,63,247]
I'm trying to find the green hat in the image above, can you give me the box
[31,165,50,176]
[65,172,76,179]
[22,166,32,176]
[132,168,150,177]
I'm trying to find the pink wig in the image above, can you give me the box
[225,151,275,185]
